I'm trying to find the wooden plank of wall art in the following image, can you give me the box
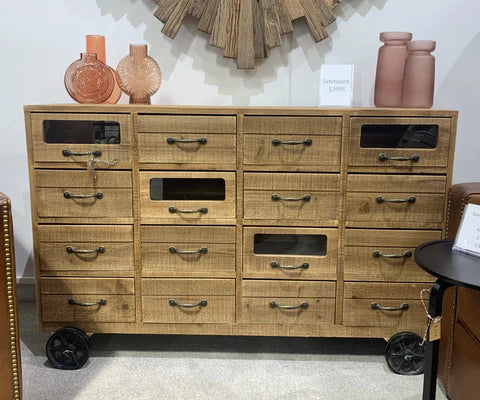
[237,0,255,68]
[210,0,231,48]
[274,0,294,34]
[252,0,268,58]
[154,0,177,23]
[299,0,328,42]
[262,0,282,48]
[284,0,305,20]
[316,0,336,24]
[197,0,220,33]
[189,0,207,19]
[224,0,240,58]
[162,0,191,39]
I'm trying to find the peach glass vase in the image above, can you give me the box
[116,44,162,104]
[402,40,436,109]
[86,35,122,104]
[64,53,115,104]
[374,32,412,107]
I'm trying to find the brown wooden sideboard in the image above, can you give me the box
[24,105,457,370]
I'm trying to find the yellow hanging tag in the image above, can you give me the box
[429,317,442,341]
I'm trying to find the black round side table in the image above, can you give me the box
[415,239,480,400]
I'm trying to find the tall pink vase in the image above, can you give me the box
[374,32,412,107]
[402,40,436,108]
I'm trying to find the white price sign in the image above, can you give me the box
[319,65,354,107]
[453,203,480,258]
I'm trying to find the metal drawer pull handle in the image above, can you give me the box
[66,246,105,254]
[371,302,409,311]
[62,149,102,157]
[68,298,107,307]
[167,137,207,145]
[376,196,416,204]
[378,153,420,162]
[270,301,309,309]
[169,246,208,255]
[271,261,309,270]
[272,194,311,202]
[272,138,312,146]
[169,299,207,308]
[373,250,412,259]
[63,191,103,199]
[168,206,208,214]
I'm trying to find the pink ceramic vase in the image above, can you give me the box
[402,40,436,108]
[116,44,162,104]
[374,32,412,107]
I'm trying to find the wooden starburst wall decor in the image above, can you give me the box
[153,0,342,69]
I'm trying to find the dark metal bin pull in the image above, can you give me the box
[62,149,102,157]
[63,191,103,199]
[272,194,311,202]
[68,298,107,307]
[66,246,105,254]
[169,246,208,255]
[169,299,207,308]
[168,206,208,214]
[371,302,409,311]
[270,301,309,309]
[373,250,412,259]
[271,261,309,270]
[376,196,416,204]
[378,153,420,162]
[167,137,207,145]
[272,138,312,146]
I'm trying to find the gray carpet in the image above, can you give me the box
[18,302,447,400]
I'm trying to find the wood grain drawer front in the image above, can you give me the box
[35,170,133,219]
[346,175,446,228]
[349,117,451,171]
[142,278,235,323]
[37,225,134,274]
[31,113,131,168]
[343,282,430,328]
[136,115,236,133]
[244,173,339,225]
[244,135,340,170]
[243,116,342,170]
[141,226,236,277]
[243,227,337,280]
[140,171,236,223]
[242,280,335,325]
[344,229,441,282]
[40,277,135,323]
[457,287,480,340]
[139,133,236,168]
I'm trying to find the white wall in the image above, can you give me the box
[1,0,480,280]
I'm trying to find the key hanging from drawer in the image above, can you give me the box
[88,157,118,181]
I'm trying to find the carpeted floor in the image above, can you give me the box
[18,301,447,400]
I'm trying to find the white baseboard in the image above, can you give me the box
[16,276,36,302]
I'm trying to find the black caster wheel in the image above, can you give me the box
[46,327,91,370]
[385,332,426,375]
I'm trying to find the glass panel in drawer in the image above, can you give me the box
[360,124,438,149]
[30,113,131,168]
[44,120,120,144]
[140,171,236,223]
[150,178,226,200]
[244,227,337,280]
[349,117,451,170]
[254,234,327,256]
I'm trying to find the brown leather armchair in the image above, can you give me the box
[438,183,480,399]
[0,193,22,399]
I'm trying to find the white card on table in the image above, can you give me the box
[319,65,354,107]
[453,203,480,257]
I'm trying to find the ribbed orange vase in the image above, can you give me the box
[85,35,122,104]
